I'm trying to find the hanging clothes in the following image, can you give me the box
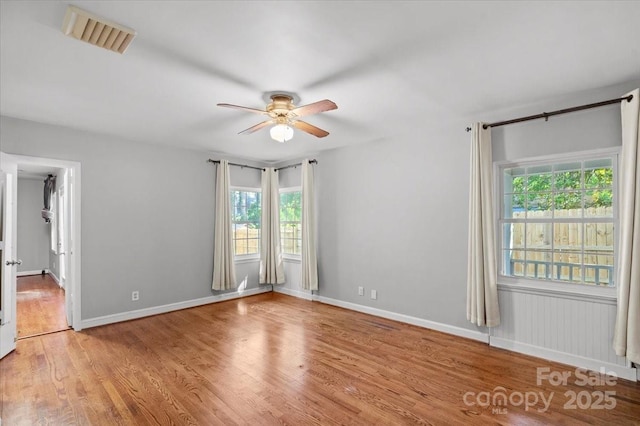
[42,174,56,223]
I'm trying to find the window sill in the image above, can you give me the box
[282,255,301,264]
[234,256,259,264]
[497,276,617,304]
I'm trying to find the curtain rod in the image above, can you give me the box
[275,159,317,172]
[465,94,634,132]
[207,159,264,171]
[207,158,317,172]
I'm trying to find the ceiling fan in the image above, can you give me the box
[217,94,337,142]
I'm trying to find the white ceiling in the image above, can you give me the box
[1,1,639,162]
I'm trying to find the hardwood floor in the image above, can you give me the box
[16,273,69,338]
[1,292,639,425]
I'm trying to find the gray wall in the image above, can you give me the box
[1,116,262,320]
[315,131,473,329]
[17,177,49,273]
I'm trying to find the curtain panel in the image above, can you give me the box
[467,122,500,327]
[613,88,640,364]
[212,160,237,290]
[260,168,285,284]
[301,159,318,291]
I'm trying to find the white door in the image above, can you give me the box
[0,153,18,359]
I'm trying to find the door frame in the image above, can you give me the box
[11,154,82,331]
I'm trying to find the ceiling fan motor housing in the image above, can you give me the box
[267,95,295,118]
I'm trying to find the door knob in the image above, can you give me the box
[5,259,22,266]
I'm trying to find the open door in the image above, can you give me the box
[0,153,18,359]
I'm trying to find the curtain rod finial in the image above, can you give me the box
[465,127,472,132]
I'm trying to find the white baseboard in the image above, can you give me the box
[48,271,60,286]
[313,295,489,343]
[81,286,272,330]
[17,269,49,277]
[273,285,314,300]
[490,336,637,382]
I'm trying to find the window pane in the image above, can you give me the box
[502,223,525,249]
[584,162,612,189]
[584,189,613,216]
[280,191,301,255]
[553,191,582,216]
[526,222,552,249]
[584,254,614,286]
[584,223,614,254]
[526,192,552,217]
[554,222,582,250]
[525,250,552,279]
[504,194,525,218]
[553,253,582,283]
[504,249,525,277]
[231,190,261,256]
[503,168,526,193]
[526,168,552,192]
[553,166,581,190]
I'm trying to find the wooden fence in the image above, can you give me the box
[508,207,613,284]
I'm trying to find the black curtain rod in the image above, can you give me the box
[207,158,318,172]
[465,94,634,132]
[207,159,264,171]
[275,159,317,172]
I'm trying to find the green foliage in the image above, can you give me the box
[509,168,612,211]
[280,191,301,224]
[231,190,261,227]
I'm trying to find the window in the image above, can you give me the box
[280,189,301,256]
[231,189,261,257]
[498,152,616,287]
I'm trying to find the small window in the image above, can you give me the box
[280,189,301,256]
[498,153,616,287]
[231,189,261,257]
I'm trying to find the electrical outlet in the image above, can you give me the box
[358,286,364,296]
[132,291,139,301]
[371,289,377,300]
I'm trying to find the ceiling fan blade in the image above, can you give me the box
[291,120,330,138]
[289,99,337,118]
[238,120,275,135]
[217,103,269,115]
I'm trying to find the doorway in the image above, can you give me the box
[16,167,71,338]
[9,154,81,335]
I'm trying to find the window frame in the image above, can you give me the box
[494,147,619,301]
[279,186,302,261]
[230,186,261,262]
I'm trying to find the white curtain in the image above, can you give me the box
[613,88,640,364]
[301,159,318,291]
[212,160,237,290]
[260,168,285,284]
[467,122,500,327]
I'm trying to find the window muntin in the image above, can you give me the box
[499,155,615,287]
[231,189,261,257]
[279,189,301,256]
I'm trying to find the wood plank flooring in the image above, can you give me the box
[16,274,69,338]
[1,292,639,425]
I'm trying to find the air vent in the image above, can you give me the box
[62,5,136,54]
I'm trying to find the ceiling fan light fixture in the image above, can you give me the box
[270,124,294,143]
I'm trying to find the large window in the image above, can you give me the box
[280,189,301,256]
[498,152,616,287]
[231,189,261,256]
